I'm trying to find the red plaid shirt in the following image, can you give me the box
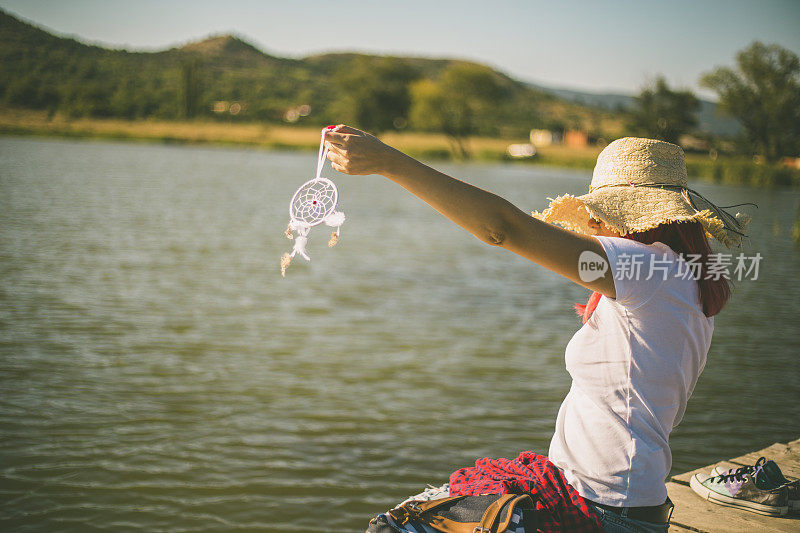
[449,451,602,533]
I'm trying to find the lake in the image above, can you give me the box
[1,136,798,531]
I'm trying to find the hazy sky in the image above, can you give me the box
[2,0,798,98]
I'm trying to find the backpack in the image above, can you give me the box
[367,493,537,533]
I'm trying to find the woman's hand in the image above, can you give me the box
[323,125,399,176]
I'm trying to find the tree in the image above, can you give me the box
[409,63,507,158]
[627,76,699,144]
[180,60,203,119]
[701,42,800,161]
[330,57,419,133]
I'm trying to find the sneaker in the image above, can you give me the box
[712,457,799,512]
[691,458,789,516]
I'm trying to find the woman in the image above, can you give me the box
[323,127,751,532]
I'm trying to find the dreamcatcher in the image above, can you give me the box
[281,128,345,276]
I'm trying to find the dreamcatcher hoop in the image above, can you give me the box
[281,128,346,276]
[289,177,339,226]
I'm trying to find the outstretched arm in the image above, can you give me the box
[324,125,616,298]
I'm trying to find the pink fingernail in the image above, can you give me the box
[326,125,336,130]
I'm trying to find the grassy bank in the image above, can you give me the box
[685,157,800,188]
[1,108,797,188]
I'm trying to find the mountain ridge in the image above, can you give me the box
[524,82,741,136]
[0,8,738,137]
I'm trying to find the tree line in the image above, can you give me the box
[627,42,799,162]
[324,41,800,162]
[0,10,797,162]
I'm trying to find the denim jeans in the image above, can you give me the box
[587,502,671,533]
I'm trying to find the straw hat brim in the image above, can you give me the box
[531,186,748,247]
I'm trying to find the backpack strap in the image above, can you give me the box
[471,494,516,532]
[386,493,536,533]
[478,494,535,532]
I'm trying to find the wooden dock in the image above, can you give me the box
[667,438,800,532]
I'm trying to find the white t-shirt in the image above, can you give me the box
[548,236,714,507]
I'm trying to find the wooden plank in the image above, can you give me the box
[668,524,703,532]
[666,481,800,532]
[673,439,800,486]
[727,439,800,479]
[667,439,800,530]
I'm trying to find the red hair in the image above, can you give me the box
[575,221,730,323]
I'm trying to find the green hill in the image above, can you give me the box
[0,8,620,138]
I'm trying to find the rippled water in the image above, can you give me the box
[1,137,798,531]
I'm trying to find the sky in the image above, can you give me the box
[2,0,799,99]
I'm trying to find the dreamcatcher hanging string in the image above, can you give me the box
[281,128,346,276]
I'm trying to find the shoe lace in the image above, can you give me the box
[715,465,752,483]
[714,457,766,483]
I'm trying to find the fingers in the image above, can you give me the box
[324,131,354,148]
[323,124,363,147]
[326,142,367,175]
[326,143,344,161]
[325,124,362,135]
[326,142,346,159]
[325,146,351,174]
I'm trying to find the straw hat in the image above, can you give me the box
[531,137,752,247]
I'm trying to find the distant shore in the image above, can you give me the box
[1,108,796,188]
